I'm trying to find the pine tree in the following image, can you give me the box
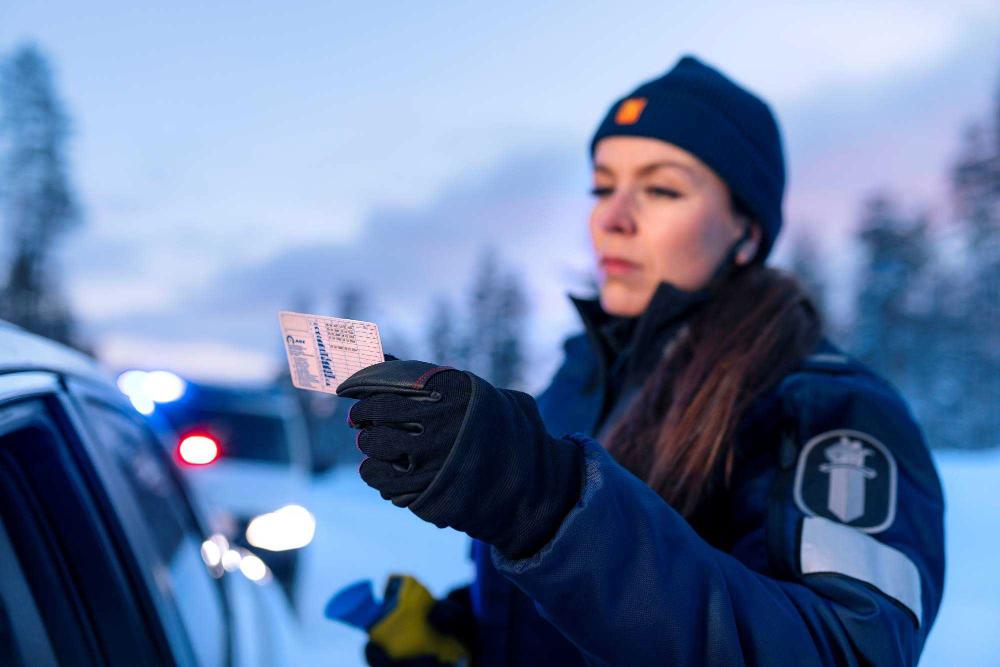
[427,295,459,365]
[846,64,1000,450]
[947,71,1000,449]
[465,247,501,378]
[850,195,937,416]
[489,270,528,390]
[0,44,81,347]
[457,247,531,388]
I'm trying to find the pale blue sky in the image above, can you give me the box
[1,1,997,385]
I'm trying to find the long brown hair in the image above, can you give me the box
[603,263,822,519]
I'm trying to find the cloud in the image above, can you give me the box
[67,16,998,387]
[84,142,598,389]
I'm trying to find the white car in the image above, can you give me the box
[0,320,302,666]
[126,376,317,607]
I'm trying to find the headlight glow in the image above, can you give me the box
[245,504,316,551]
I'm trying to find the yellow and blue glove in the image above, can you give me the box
[325,574,474,667]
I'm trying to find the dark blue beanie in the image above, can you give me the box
[590,54,786,261]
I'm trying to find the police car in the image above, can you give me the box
[119,375,316,606]
[0,320,302,666]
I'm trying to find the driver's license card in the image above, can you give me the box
[278,311,385,394]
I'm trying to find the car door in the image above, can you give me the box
[0,371,170,665]
[65,375,303,667]
[64,375,234,666]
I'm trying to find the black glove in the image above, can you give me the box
[337,360,583,559]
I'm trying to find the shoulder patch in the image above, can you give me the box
[793,429,897,534]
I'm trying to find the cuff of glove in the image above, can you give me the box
[406,373,584,560]
[489,433,596,569]
[491,433,587,560]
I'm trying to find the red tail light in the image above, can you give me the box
[178,435,220,465]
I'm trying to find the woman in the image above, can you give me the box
[334,55,945,666]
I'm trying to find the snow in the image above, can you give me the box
[919,448,1000,666]
[295,467,473,664]
[293,450,1000,665]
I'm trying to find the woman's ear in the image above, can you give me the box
[735,223,762,266]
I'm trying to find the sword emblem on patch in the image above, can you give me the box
[793,429,897,534]
[818,436,877,523]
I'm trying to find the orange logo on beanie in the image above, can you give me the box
[615,97,647,125]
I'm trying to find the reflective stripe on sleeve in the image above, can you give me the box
[800,516,922,624]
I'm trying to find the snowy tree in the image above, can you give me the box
[0,44,81,347]
[464,247,501,378]
[427,295,460,366]
[458,247,529,388]
[851,195,927,365]
[489,271,528,390]
[849,194,944,433]
[844,63,1000,450]
[946,73,1000,449]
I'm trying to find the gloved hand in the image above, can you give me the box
[336,360,583,559]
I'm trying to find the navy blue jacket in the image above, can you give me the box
[465,282,945,666]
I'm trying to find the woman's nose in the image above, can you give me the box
[595,189,638,234]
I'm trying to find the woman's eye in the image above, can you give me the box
[588,186,679,198]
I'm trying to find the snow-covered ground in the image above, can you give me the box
[294,466,473,665]
[919,448,1000,666]
[293,449,1000,665]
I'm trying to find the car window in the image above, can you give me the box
[162,405,291,464]
[80,399,228,667]
[0,513,58,667]
[0,396,154,665]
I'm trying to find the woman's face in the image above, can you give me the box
[588,136,761,317]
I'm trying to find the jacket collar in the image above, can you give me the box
[568,281,714,383]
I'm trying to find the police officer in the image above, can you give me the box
[334,54,945,666]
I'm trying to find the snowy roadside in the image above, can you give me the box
[294,450,1000,665]
[294,466,474,664]
[919,448,1000,666]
